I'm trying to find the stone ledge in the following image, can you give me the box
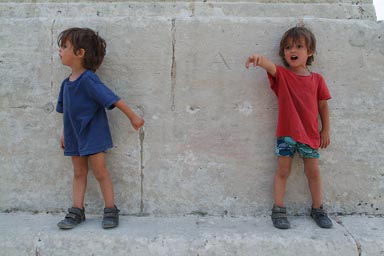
[1,213,383,255]
[0,2,376,20]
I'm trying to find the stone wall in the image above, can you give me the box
[0,0,383,216]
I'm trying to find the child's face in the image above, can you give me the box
[283,36,313,70]
[58,40,82,68]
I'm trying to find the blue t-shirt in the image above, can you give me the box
[56,70,120,156]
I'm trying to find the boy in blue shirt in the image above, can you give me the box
[56,27,144,229]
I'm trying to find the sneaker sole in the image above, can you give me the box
[57,223,76,229]
[102,223,119,229]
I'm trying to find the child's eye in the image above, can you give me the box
[285,45,291,50]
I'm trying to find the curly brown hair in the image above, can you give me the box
[279,26,316,67]
[58,27,106,72]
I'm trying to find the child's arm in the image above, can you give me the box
[245,54,276,77]
[114,99,145,130]
[318,100,330,149]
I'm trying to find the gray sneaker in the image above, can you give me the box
[271,205,290,229]
[102,205,120,229]
[57,207,85,229]
[311,205,333,228]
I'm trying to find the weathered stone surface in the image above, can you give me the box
[0,1,378,20]
[0,1,383,216]
[3,213,378,256]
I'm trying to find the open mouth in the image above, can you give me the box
[290,56,298,60]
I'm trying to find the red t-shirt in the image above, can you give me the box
[267,65,331,149]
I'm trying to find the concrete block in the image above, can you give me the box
[340,216,384,256]
[3,213,377,256]
[0,1,383,216]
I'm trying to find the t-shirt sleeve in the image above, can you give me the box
[56,83,64,113]
[267,65,281,96]
[317,74,331,101]
[86,74,121,110]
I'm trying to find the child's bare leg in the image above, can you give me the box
[71,156,89,209]
[304,158,322,208]
[89,152,115,208]
[273,156,292,207]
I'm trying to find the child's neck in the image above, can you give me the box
[69,66,87,81]
[288,66,311,76]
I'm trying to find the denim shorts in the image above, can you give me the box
[275,136,320,159]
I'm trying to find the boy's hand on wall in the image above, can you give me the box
[130,116,145,130]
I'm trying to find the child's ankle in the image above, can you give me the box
[312,203,322,209]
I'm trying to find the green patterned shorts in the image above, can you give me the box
[275,136,320,159]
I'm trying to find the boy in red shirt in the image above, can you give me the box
[245,26,333,229]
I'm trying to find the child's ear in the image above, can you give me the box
[76,48,85,58]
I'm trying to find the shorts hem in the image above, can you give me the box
[64,145,113,157]
[275,136,320,159]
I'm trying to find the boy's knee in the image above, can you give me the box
[305,168,321,180]
[93,168,109,181]
[276,167,291,179]
[73,168,88,179]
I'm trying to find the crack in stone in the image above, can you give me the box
[139,127,145,214]
[7,103,54,113]
[337,220,362,256]
[50,19,56,101]
[170,18,176,111]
